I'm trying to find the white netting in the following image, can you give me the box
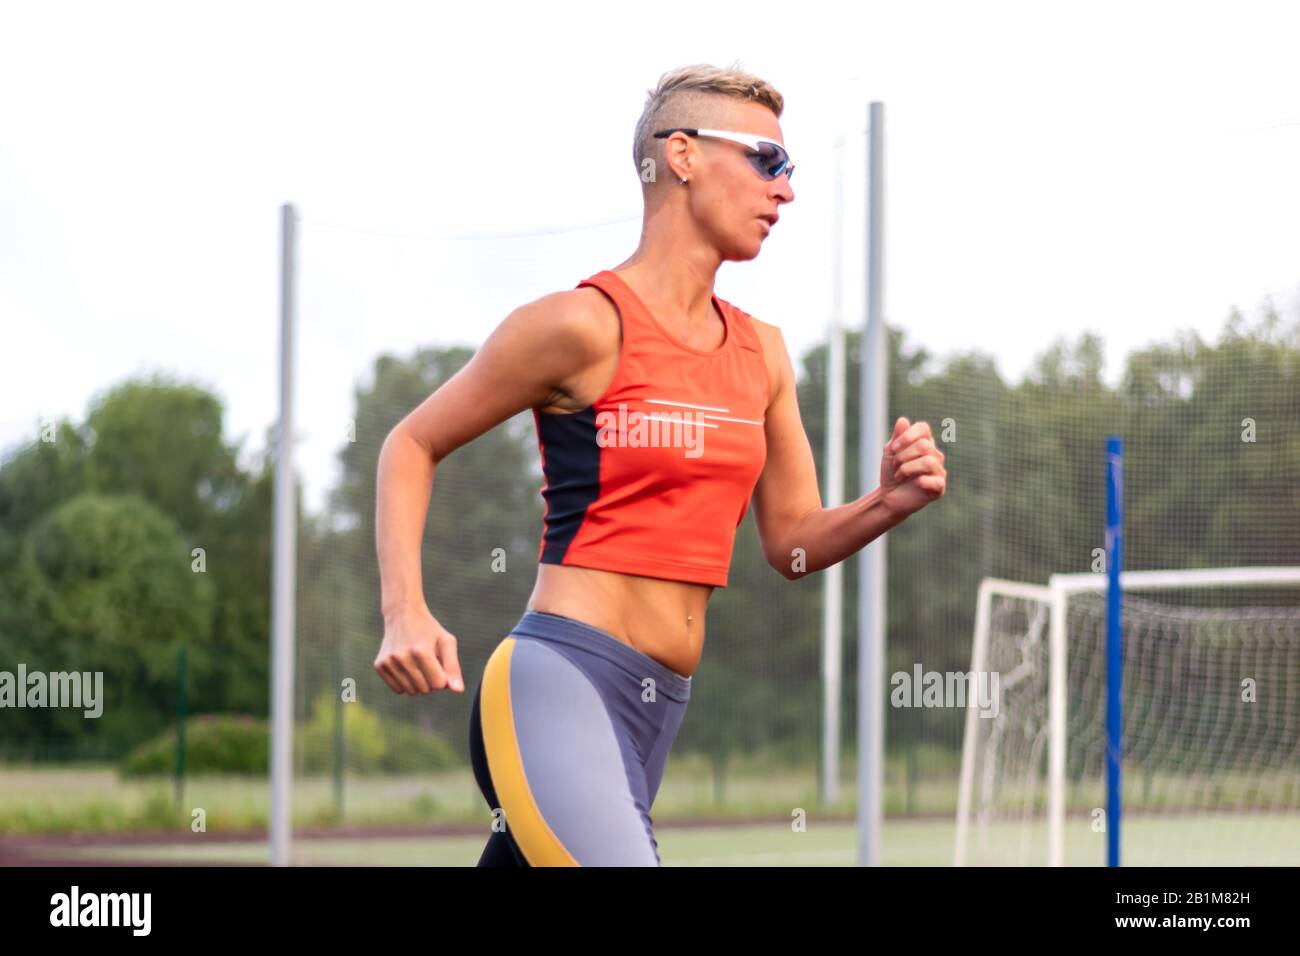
[960,581,1300,866]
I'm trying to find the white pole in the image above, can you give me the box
[857,101,886,867]
[271,202,298,867]
[821,134,847,806]
[954,580,994,864]
[955,579,1053,865]
[1048,583,1067,867]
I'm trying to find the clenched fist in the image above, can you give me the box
[373,602,465,695]
[879,416,947,519]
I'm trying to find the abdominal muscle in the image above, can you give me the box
[525,563,710,678]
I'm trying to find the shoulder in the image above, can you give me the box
[500,286,619,358]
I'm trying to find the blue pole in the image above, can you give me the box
[1105,436,1123,867]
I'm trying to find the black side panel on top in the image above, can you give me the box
[536,405,602,564]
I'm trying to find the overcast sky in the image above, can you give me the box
[4,1,1299,511]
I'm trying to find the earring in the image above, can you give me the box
[679,177,687,185]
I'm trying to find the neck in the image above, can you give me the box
[611,200,721,319]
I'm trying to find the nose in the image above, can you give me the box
[771,174,794,204]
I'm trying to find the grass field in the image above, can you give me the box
[5,820,938,866]
[3,764,1296,866]
[9,814,1300,866]
[0,756,952,835]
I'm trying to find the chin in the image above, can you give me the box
[724,239,764,262]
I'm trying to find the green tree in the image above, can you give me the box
[8,493,215,751]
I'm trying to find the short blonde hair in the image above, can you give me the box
[633,61,785,184]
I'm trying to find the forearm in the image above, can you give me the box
[779,487,905,580]
[376,427,436,616]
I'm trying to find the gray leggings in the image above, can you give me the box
[469,609,692,866]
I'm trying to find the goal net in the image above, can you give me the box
[956,567,1300,866]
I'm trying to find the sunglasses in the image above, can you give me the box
[653,128,795,182]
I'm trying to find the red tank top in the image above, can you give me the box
[533,269,770,587]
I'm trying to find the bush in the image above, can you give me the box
[120,697,461,777]
[297,692,387,774]
[297,691,459,774]
[121,714,268,776]
[380,719,458,773]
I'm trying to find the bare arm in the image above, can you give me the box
[375,432,436,618]
[749,325,946,581]
[373,291,601,694]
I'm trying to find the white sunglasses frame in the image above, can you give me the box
[652,128,795,181]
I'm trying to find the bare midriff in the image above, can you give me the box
[525,564,709,678]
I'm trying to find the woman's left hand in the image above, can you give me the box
[879,416,947,519]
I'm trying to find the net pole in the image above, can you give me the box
[857,100,886,867]
[270,201,299,867]
[1105,435,1124,866]
[821,129,847,806]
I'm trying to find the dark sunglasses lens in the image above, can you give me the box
[753,142,791,180]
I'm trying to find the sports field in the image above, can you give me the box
[8,810,1298,867]
[4,766,1295,866]
[1,819,946,866]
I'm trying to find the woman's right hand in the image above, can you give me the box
[373,603,465,695]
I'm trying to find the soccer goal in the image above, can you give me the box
[955,566,1300,866]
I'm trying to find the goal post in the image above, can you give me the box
[954,576,1053,867]
[956,566,1300,867]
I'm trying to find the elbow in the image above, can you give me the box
[767,547,801,582]
[385,421,440,467]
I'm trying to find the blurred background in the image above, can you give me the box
[2,0,1298,865]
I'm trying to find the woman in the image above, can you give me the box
[372,63,947,866]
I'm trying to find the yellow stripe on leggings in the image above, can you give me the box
[480,637,579,866]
